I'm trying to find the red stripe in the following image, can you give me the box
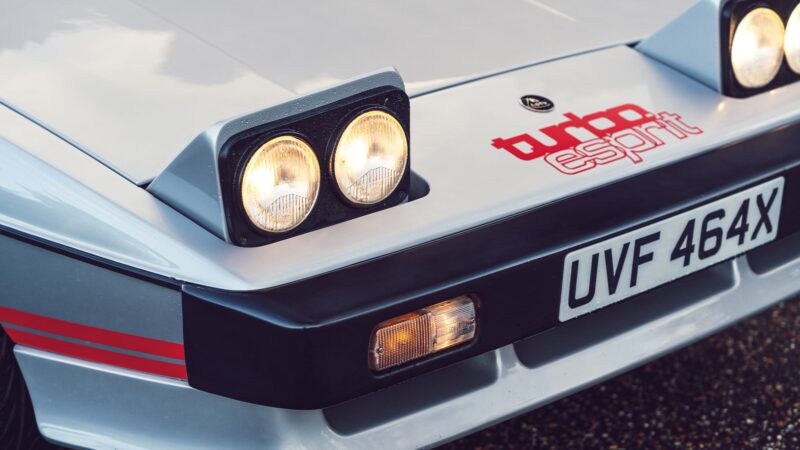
[0,307,183,360]
[6,327,187,379]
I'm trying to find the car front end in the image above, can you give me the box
[0,0,799,448]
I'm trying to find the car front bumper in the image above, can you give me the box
[180,119,800,410]
[18,237,800,449]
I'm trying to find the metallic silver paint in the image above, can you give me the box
[0,0,694,184]
[1,2,799,447]
[147,69,404,240]
[16,252,800,449]
[3,47,800,292]
[0,234,182,343]
[0,105,250,291]
[638,0,723,92]
[0,0,295,184]
[132,0,695,96]
[15,348,299,450]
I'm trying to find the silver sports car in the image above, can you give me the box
[0,0,798,448]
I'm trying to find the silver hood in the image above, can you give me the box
[0,0,693,184]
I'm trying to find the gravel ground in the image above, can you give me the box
[441,296,800,450]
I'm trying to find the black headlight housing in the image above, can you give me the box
[219,87,411,247]
[721,0,800,97]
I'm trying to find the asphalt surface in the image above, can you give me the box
[441,296,800,450]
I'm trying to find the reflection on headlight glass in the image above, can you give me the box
[785,5,800,74]
[333,110,408,205]
[731,7,785,89]
[241,136,320,233]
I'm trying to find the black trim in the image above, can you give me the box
[0,223,180,289]
[183,122,800,410]
[721,0,800,98]
[219,87,413,247]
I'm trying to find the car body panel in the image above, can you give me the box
[16,251,800,449]
[3,45,800,292]
[0,104,245,289]
[0,0,295,184]
[0,234,182,344]
[1,1,799,447]
[637,0,723,91]
[0,0,693,184]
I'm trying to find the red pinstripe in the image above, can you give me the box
[6,327,187,379]
[0,306,184,360]
[0,306,186,379]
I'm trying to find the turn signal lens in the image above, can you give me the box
[731,7,785,88]
[785,5,800,74]
[241,136,320,233]
[369,295,477,371]
[333,110,408,205]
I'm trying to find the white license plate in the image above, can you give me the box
[559,177,784,322]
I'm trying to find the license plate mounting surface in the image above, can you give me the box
[559,178,784,322]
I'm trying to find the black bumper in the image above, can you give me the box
[182,123,800,410]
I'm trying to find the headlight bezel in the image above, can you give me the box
[218,87,411,247]
[721,0,800,97]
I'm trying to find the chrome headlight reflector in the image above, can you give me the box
[784,4,800,73]
[241,136,320,233]
[220,86,412,246]
[334,110,409,205]
[731,7,785,88]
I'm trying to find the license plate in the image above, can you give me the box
[559,178,784,322]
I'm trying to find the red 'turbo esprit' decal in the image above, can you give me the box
[491,104,703,175]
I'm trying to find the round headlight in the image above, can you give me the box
[731,7,785,89]
[240,135,320,233]
[333,110,408,205]
[785,5,800,74]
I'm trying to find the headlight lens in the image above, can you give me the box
[241,135,320,233]
[731,7,785,88]
[333,110,408,205]
[369,295,477,371]
[785,4,800,74]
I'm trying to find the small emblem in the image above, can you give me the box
[520,95,554,113]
